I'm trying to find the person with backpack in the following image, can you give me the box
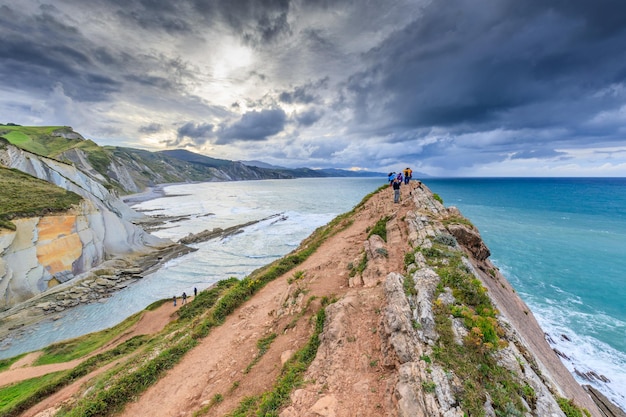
[392,177,402,203]
[403,167,412,184]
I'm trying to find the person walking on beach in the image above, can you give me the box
[182,292,187,304]
[392,177,401,203]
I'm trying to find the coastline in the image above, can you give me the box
[1,178,624,414]
[121,184,169,205]
[0,180,614,416]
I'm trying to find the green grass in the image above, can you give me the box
[227,306,328,416]
[419,244,536,416]
[0,335,150,417]
[34,312,144,365]
[244,333,278,374]
[441,215,474,228]
[1,186,383,417]
[367,215,391,242]
[0,166,83,230]
[0,372,66,414]
[557,397,591,417]
[0,354,26,372]
[0,126,79,157]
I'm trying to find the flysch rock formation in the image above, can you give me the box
[0,167,620,416]
[279,183,607,417]
[0,142,183,318]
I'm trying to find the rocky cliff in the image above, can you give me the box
[0,142,175,310]
[0,180,620,417]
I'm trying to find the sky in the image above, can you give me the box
[1,0,626,176]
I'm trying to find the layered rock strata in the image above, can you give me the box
[0,143,173,310]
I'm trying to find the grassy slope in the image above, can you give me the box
[0,126,79,157]
[0,166,83,230]
[0,186,379,417]
[0,186,590,417]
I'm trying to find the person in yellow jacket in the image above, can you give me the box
[403,167,412,184]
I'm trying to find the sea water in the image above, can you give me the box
[1,177,624,410]
[426,178,626,409]
[0,178,384,358]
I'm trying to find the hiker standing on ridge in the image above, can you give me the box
[403,167,412,184]
[392,177,402,203]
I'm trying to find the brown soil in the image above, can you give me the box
[2,184,412,417]
[3,183,609,417]
[2,301,181,387]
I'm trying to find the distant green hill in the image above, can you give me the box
[0,125,294,193]
[0,125,389,202]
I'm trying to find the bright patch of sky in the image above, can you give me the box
[1,0,626,176]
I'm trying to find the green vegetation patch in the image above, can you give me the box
[420,244,535,416]
[177,277,239,321]
[0,126,79,157]
[442,215,474,228]
[0,354,26,372]
[35,312,144,365]
[0,372,66,415]
[0,335,149,417]
[367,215,391,242]
[557,397,591,417]
[0,167,83,230]
[228,306,327,416]
[244,333,278,374]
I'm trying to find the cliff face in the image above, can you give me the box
[0,143,170,309]
[52,182,602,417]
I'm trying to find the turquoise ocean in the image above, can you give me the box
[426,177,626,409]
[0,177,624,409]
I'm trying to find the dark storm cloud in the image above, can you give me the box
[139,123,163,134]
[168,122,215,146]
[217,108,286,143]
[295,108,323,127]
[279,88,316,105]
[345,0,626,144]
[0,2,202,106]
[44,0,292,43]
[0,5,121,101]
[191,0,292,44]
[114,3,193,34]
[279,78,328,104]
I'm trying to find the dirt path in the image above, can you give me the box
[1,300,183,388]
[5,185,416,417]
[119,184,415,417]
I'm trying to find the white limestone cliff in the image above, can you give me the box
[0,143,170,309]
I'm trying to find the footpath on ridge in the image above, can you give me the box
[3,181,616,417]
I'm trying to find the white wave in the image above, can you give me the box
[532,304,626,411]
